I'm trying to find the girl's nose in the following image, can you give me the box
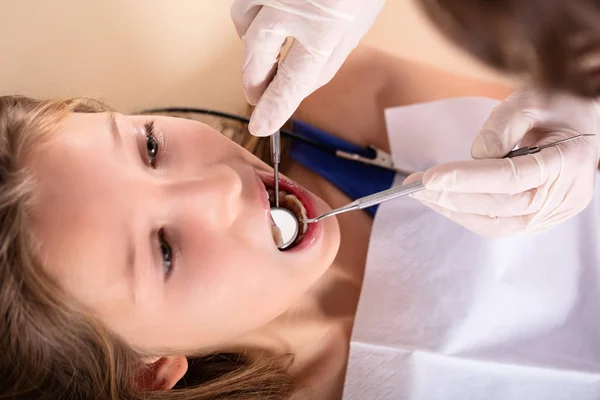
[166,164,243,228]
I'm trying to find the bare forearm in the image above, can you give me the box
[294,46,513,151]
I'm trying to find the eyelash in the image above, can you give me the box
[144,120,165,168]
[158,228,176,280]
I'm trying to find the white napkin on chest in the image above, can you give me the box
[343,98,600,400]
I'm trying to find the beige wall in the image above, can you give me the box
[364,1,507,81]
[0,0,508,115]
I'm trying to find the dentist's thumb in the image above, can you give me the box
[471,89,546,159]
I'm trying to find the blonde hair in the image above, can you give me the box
[0,95,292,400]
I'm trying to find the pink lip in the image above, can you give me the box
[255,170,322,252]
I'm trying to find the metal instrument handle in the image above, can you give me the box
[352,180,426,209]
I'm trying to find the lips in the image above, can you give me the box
[255,171,322,252]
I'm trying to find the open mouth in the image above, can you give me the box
[256,171,320,252]
[267,188,308,248]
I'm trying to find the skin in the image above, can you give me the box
[27,111,340,352]
[27,45,513,398]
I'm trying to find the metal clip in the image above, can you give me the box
[335,145,412,175]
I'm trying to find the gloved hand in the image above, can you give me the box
[404,89,600,237]
[231,0,386,136]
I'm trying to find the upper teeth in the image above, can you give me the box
[282,194,307,235]
[267,190,307,223]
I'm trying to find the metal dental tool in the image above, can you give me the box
[301,180,426,224]
[270,207,299,250]
[269,130,299,250]
[271,130,281,207]
[504,134,596,158]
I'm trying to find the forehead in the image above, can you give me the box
[26,112,132,306]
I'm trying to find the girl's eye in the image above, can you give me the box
[144,121,159,167]
[146,135,158,164]
[158,229,173,277]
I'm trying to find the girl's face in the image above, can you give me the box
[27,113,340,351]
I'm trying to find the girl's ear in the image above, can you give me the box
[133,355,188,391]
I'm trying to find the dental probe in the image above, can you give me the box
[504,134,596,158]
[302,180,426,224]
[300,134,597,224]
[301,134,597,224]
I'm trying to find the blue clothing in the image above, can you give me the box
[289,120,395,216]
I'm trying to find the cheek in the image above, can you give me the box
[164,236,298,338]
[176,236,284,303]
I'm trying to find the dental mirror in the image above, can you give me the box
[270,208,299,250]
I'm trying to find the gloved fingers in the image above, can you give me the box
[240,8,290,106]
[315,0,387,88]
[314,36,356,88]
[472,104,538,159]
[422,154,553,194]
[411,187,548,217]
[248,39,330,136]
[230,0,261,38]
[527,205,572,232]
[402,171,425,186]
[419,200,532,237]
[472,88,600,160]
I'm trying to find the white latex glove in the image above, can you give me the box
[404,89,600,237]
[231,0,386,136]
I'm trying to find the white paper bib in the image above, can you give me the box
[343,98,600,400]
